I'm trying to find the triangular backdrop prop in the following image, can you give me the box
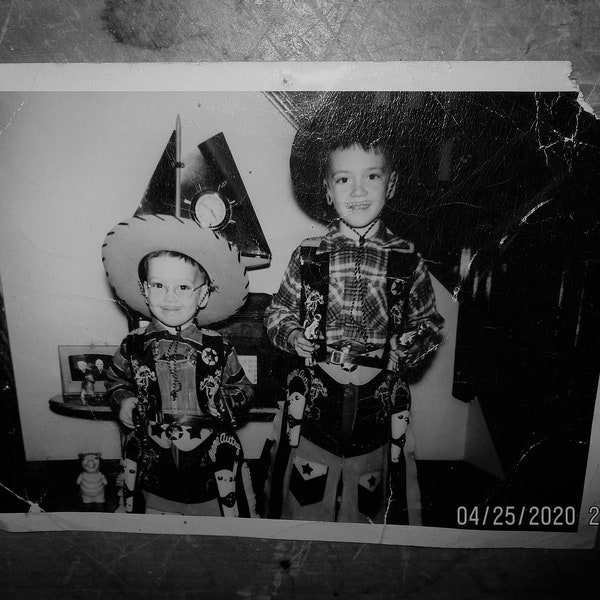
[135,128,271,269]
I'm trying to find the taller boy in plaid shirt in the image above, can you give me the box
[264,104,444,524]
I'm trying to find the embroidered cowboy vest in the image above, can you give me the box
[289,237,418,457]
[298,237,419,357]
[123,326,226,422]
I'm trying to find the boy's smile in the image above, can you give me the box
[143,256,208,332]
[324,144,397,230]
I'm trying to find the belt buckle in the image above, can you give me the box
[329,350,343,365]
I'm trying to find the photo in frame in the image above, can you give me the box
[0,62,598,549]
[58,345,119,397]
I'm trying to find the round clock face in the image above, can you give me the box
[191,191,231,230]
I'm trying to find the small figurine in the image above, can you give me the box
[80,369,95,405]
[77,452,107,504]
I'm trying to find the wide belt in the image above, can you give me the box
[322,346,387,369]
[152,412,217,427]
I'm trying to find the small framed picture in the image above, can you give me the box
[58,345,119,399]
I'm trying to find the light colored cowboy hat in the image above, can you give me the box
[102,214,248,325]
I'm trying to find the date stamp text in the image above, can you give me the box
[456,505,591,528]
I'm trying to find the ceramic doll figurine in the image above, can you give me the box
[77,452,107,504]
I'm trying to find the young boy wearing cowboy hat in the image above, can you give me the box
[103,214,257,517]
[264,97,445,525]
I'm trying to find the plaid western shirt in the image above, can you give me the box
[264,221,444,354]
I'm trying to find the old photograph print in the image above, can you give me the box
[0,66,598,547]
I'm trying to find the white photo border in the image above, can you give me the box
[0,62,598,549]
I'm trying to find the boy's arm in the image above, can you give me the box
[105,341,137,413]
[395,255,445,368]
[264,247,304,354]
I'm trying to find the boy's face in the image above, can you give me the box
[143,255,209,330]
[324,144,397,229]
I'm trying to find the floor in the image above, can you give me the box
[4,454,586,537]
[4,458,502,528]
[2,458,596,598]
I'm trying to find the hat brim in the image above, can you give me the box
[102,215,248,325]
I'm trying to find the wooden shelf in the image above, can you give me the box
[48,395,277,422]
[48,395,116,421]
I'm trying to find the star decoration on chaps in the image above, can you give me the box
[301,462,314,476]
[150,423,164,437]
[167,424,184,441]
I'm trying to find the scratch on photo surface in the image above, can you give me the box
[350,0,378,57]
[244,16,278,59]
[569,66,599,119]
[534,92,596,169]
[304,0,345,53]
[399,545,410,590]
[352,542,365,560]
[281,540,312,578]
[0,101,25,137]
[237,539,283,598]
[150,535,185,587]
[271,539,312,597]
[63,543,129,588]
[61,555,83,587]
[0,0,15,46]
[104,535,166,569]
[452,8,476,61]
[519,199,552,225]
[0,479,78,532]
[522,1,551,55]
[0,479,45,515]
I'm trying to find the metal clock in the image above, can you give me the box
[190,190,232,230]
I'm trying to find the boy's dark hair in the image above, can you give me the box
[290,92,409,223]
[138,250,209,285]
[320,105,398,176]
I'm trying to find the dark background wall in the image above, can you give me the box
[1,1,599,598]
